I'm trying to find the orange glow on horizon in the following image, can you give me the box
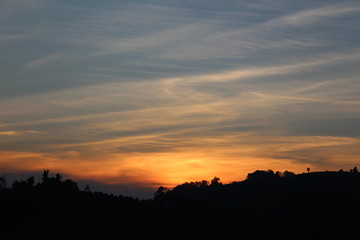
[1,133,359,191]
[0,150,307,189]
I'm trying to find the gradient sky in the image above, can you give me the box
[1,0,360,198]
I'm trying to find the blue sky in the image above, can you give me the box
[1,0,360,198]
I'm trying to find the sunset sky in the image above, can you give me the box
[1,0,360,198]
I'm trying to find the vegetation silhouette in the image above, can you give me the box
[0,168,360,239]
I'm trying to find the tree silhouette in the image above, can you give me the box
[42,169,50,183]
[246,169,279,181]
[283,170,295,178]
[55,173,62,181]
[12,176,35,191]
[0,175,6,189]
[211,177,221,186]
[1,168,360,239]
[154,186,169,199]
[84,184,91,192]
[27,176,35,186]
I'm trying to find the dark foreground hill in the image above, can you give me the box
[1,168,360,240]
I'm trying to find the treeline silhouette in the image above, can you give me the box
[1,168,360,239]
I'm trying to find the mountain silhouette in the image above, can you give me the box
[0,168,359,239]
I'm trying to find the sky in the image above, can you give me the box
[1,0,360,198]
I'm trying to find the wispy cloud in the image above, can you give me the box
[0,0,49,20]
[1,47,359,133]
[0,34,27,43]
[162,49,360,94]
[0,130,40,136]
[265,3,360,27]
[23,53,66,69]
[93,23,208,56]
[0,131,21,136]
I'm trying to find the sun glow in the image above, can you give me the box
[2,132,358,190]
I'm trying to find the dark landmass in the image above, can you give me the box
[1,167,360,239]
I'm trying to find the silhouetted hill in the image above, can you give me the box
[1,168,360,239]
[153,169,360,239]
